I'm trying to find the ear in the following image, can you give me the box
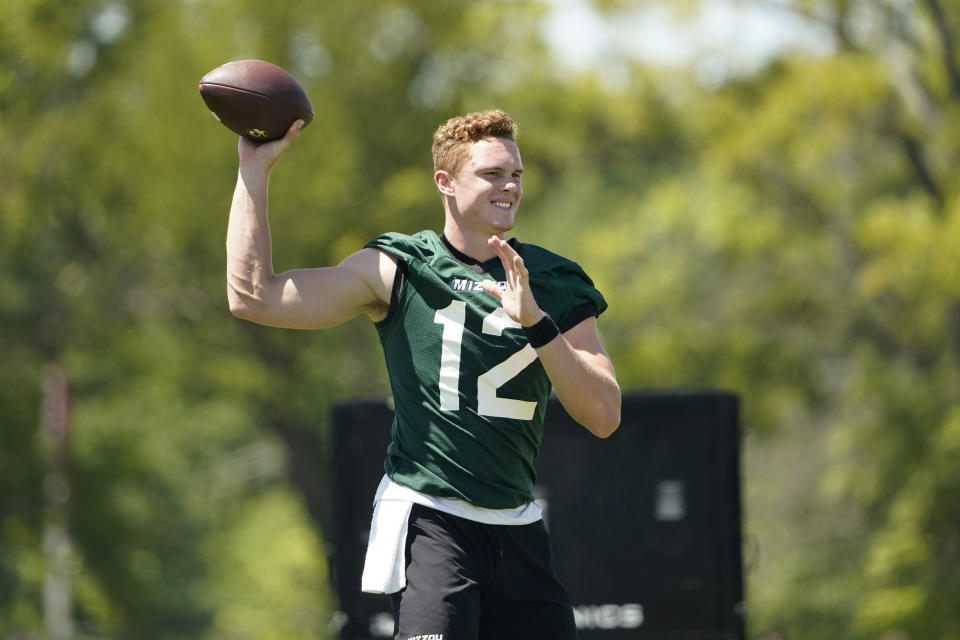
[434,170,456,197]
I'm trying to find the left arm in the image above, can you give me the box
[533,316,621,437]
[482,237,621,438]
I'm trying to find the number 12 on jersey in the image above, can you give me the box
[434,301,539,420]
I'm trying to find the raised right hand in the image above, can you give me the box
[238,119,305,173]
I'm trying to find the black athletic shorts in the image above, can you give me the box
[388,503,578,640]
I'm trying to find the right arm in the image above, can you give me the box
[226,121,396,329]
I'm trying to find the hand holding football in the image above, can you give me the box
[198,60,314,143]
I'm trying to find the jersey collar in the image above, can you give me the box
[440,233,520,274]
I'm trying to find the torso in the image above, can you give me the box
[364,230,606,508]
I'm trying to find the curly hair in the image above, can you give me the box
[432,109,518,177]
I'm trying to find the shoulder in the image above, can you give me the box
[364,230,444,263]
[513,240,609,321]
[337,247,398,308]
[514,240,591,280]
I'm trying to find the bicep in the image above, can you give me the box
[252,248,396,329]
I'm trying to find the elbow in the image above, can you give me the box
[592,383,622,438]
[589,407,621,439]
[228,298,253,320]
[226,284,263,322]
[580,394,621,439]
[567,382,621,439]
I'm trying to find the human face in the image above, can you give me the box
[444,137,523,236]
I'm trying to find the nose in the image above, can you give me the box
[502,177,521,194]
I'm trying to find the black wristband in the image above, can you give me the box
[523,313,560,348]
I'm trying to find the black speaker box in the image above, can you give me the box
[331,392,744,639]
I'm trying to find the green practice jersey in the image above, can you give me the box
[365,231,607,509]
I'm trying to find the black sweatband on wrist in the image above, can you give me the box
[523,313,560,348]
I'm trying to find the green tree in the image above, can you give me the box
[562,1,960,637]
[0,0,566,637]
[5,0,960,637]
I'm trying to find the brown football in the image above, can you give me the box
[198,59,314,143]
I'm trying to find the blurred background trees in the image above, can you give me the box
[2,0,959,638]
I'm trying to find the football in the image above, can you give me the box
[198,59,314,143]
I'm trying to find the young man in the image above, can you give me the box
[226,109,620,639]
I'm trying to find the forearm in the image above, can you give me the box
[535,329,621,438]
[226,167,277,314]
[480,236,621,435]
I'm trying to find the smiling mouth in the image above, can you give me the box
[492,201,512,209]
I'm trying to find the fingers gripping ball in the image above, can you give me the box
[198,60,314,143]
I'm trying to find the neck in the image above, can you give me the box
[441,222,501,262]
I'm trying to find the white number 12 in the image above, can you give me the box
[434,301,539,420]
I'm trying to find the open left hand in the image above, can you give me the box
[481,236,545,327]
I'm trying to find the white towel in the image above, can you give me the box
[361,494,413,594]
[360,476,413,593]
[360,475,544,594]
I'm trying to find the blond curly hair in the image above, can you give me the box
[432,109,518,177]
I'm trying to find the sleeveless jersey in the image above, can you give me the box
[365,230,607,509]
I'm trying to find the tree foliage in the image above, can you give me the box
[2,0,959,638]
